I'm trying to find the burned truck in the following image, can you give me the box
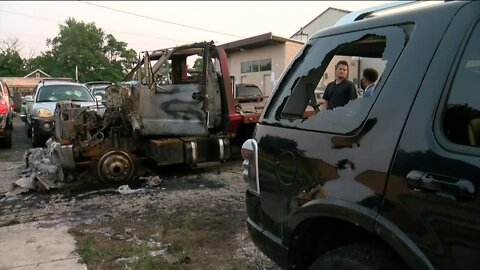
[52,41,253,183]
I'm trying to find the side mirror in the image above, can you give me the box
[24,95,33,104]
[95,95,103,101]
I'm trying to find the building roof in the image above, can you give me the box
[0,77,43,88]
[219,32,304,54]
[23,69,51,78]
[291,7,351,38]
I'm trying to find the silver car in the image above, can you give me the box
[26,80,98,147]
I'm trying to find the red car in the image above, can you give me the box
[0,80,14,148]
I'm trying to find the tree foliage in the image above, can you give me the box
[0,18,138,82]
[0,38,25,77]
[192,57,203,71]
[43,17,137,82]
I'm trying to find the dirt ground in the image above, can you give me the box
[0,118,279,270]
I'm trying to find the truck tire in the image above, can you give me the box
[309,243,404,270]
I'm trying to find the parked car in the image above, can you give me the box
[84,81,114,104]
[234,83,265,103]
[0,80,14,148]
[84,81,114,88]
[242,1,480,270]
[26,80,98,147]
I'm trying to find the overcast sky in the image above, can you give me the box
[0,1,393,58]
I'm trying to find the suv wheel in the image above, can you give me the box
[0,125,12,148]
[31,126,45,147]
[26,122,32,138]
[309,243,404,270]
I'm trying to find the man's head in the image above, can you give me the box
[361,68,379,89]
[335,60,349,81]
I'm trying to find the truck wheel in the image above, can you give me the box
[96,150,136,184]
[309,243,404,270]
[0,127,12,148]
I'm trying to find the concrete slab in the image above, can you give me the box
[0,221,87,270]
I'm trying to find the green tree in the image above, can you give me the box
[40,17,137,82]
[0,38,25,76]
[24,51,55,75]
[102,34,137,81]
[192,57,203,71]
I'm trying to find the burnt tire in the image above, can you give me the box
[309,243,405,270]
[0,127,12,148]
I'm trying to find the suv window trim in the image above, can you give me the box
[263,25,410,135]
[434,18,480,156]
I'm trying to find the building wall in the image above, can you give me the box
[227,43,295,96]
[292,9,349,42]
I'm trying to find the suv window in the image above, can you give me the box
[442,21,480,148]
[263,25,412,134]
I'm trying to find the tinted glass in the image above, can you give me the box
[237,85,262,97]
[443,22,480,147]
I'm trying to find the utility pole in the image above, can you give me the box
[75,66,78,82]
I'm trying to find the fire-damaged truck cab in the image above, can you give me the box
[53,42,241,183]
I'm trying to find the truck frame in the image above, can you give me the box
[52,41,260,183]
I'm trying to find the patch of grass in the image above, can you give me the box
[182,213,194,231]
[70,205,256,269]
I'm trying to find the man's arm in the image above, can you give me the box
[349,81,358,99]
[320,100,328,110]
[321,85,331,110]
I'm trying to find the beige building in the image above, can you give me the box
[291,7,350,42]
[219,32,304,96]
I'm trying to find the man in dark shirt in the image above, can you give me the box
[322,60,357,110]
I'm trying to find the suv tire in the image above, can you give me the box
[309,243,404,270]
[0,126,12,148]
[26,122,32,138]
[32,126,45,147]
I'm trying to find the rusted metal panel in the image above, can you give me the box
[145,138,185,166]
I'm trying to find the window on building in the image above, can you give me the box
[241,59,272,73]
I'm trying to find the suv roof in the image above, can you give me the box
[38,80,84,87]
[312,1,466,40]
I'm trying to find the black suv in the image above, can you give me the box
[242,1,480,270]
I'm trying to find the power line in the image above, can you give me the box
[0,9,191,44]
[79,1,246,39]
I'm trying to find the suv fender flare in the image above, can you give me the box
[287,199,434,270]
[288,198,377,237]
[374,214,434,270]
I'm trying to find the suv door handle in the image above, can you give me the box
[406,170,475,201]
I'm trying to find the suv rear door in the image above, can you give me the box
[382,3,480,269]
